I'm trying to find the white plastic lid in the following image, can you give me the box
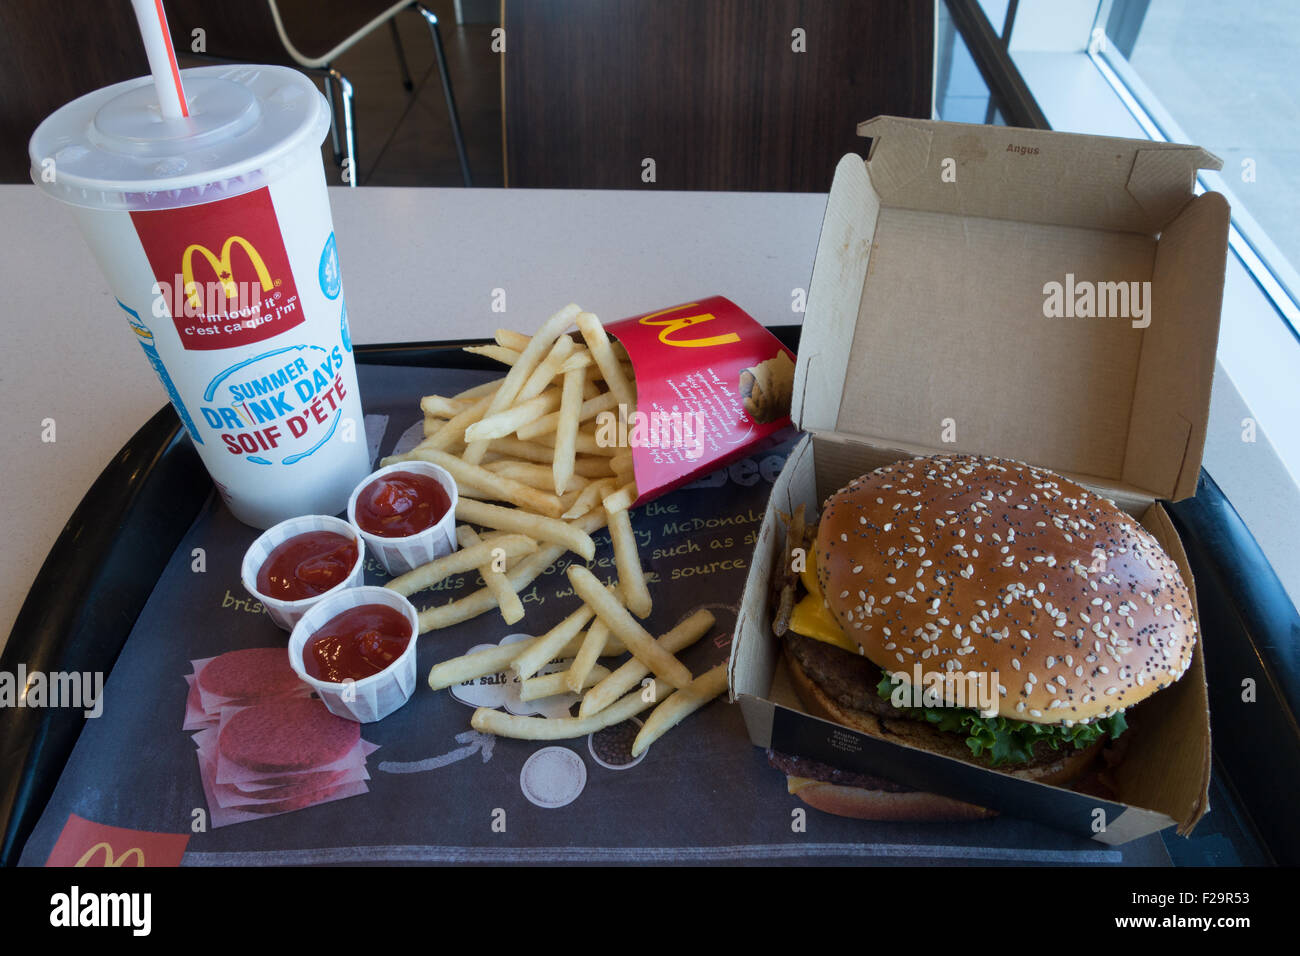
[29,64,331,211]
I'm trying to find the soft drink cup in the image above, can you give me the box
[29,64,370,528]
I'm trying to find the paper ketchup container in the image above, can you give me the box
[603,296,796,503]
[288,586,420,723]
[347,461,459,576]
[240,514,366,632]
[29,65,370,529]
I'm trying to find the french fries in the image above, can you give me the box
[566,618,610,694]
[384,532,536,597]
[416,507,609,631]
[602,482,638,515]
[484,460,588,492]
[390,306,729,755]
[464,344,521,366]
[552,363,585,496]
[453,379,506,401]
[463,304,582,465]
[565,565,692,689]
[456,525,525,625]
[392,391,495,458]
[631,663,728,757]
[426,599,720,756]
[575,311,635,412]
[608,507,652,618]
[426,629,628,691]
[495,328,531,351]
[518,664,610,702]
[408,448,565,518]
[456,497,596,561]
[390,310,648,636]
[420,395,473,418]
[470,686,665,740]
[609,451,634,479]
[517,335,576,403]
[510,602,597,682]
[464,389,561,442]
[563,477,617,520]
[578,609,714,717]
[516,391,617,441]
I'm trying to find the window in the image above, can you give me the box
[946,0,1300,608]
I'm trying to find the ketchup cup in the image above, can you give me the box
[288,586,420,723]
[347,460,458,576]
[241,514,366,631]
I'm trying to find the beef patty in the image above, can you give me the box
[783,631,906,719]
[766,749,916,793]
[782,631,1102,774]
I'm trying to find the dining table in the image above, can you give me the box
[0,181,1286,868]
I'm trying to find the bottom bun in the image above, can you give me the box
[788,776,997,822]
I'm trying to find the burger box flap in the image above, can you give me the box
[795,117,1229,505]
[731,117,1229,843]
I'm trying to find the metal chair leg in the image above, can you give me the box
[418,4,472,186]
[389,19,414,91]
[326,68,358,188]
[323,72,342,166]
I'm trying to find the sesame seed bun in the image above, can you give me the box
[816,454,1197,726]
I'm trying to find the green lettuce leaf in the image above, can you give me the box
[876,674,1127,767]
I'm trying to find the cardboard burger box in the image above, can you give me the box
[730,116,1231,844]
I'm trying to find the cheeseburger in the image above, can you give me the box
[770,453,1197,820]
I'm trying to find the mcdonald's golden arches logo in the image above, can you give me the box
[181,235,275,311]
[638,303,741,348]
[75,842,145,867]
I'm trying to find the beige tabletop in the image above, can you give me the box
[0,185,825,652]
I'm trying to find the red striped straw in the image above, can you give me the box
[130,0,189,119]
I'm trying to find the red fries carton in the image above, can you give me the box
[605,296,796,504]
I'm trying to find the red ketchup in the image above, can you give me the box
[257,531,358,601]
[354,470,450,538]
[303,604,413,683]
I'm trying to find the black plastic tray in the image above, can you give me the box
[2,329,1296,866]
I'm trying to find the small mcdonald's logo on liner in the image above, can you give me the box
[44,813,189,868]
[74,842,145,867]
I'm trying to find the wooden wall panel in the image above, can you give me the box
[504,0,933,191]
[0,1,148,183]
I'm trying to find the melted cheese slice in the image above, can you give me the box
[787,547,860,654]
[786,776,818,794]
